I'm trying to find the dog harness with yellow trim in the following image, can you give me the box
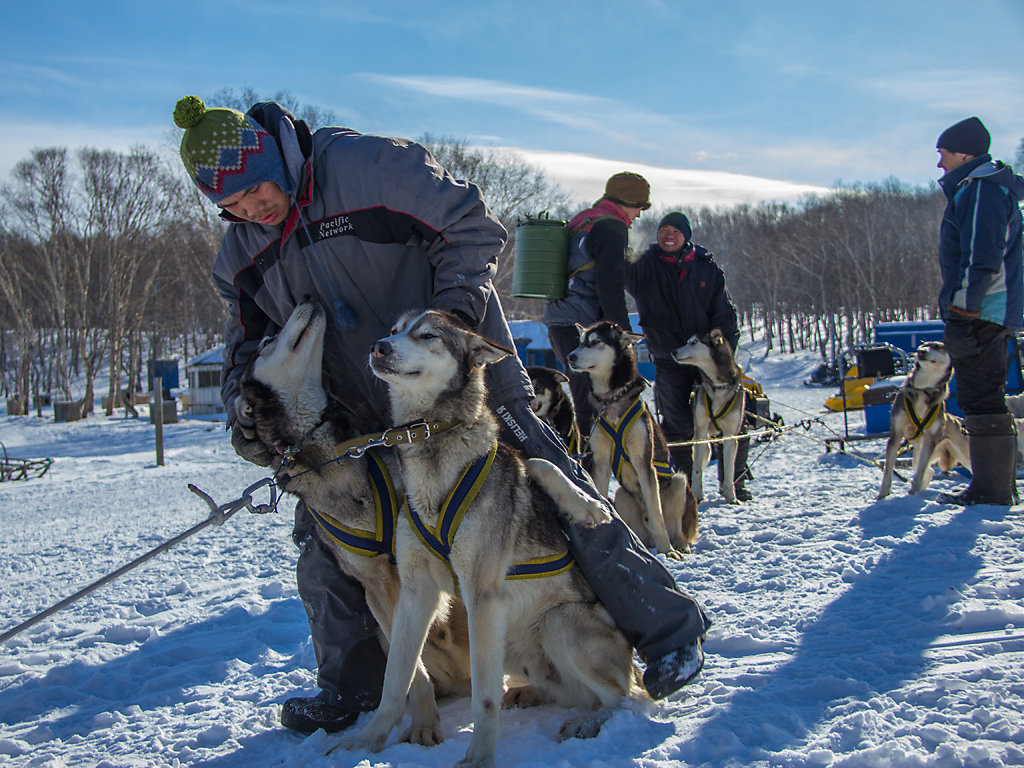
[702,386,743,435]
[307,450,399,561]
[594,394,675,480]
[906,400,942,441]
[405,442,575,584]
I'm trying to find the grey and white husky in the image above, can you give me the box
[235,300,471,745]
[672,328,748,504]
[568,321,698,556]
[342,309,643,768]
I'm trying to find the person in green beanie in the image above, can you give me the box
[173,96,711,734]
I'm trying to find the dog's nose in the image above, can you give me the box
[371,340,392,358]
[568,352,577,365]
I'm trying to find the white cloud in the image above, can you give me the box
[503,148,832,209]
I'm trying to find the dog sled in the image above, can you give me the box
[0,440,53,482]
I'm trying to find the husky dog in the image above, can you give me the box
[568,321,698,556]
[1005,393,1024,419]
[344,309,642,767]
[876,341,970,499]
[527,366,581,455]
[671,329,748,504]
[236,300,472,746]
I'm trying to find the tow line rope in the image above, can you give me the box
[0,477,281,645]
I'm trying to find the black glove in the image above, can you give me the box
[230,399,274,467]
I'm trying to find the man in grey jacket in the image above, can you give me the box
[173,96,710,733]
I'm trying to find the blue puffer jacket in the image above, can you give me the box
[937,154,1024,330]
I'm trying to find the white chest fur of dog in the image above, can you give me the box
[877,341,970,499]
[671,329,748,504]
[236,300,471,746]
[342,310,642,768]
[568,321,698,556]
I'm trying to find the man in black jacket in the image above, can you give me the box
[625,212,751,500]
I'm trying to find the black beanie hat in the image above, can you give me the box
[658,212,692,243]
[937,117,991,157]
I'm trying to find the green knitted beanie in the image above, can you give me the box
[173,95,289,203]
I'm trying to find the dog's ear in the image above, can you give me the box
[622,330,645,347]
[468,334,512,368]
[574,322,587,339]
[710,328,726,346]
[554,370,570,384]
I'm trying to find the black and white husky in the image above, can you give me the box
[568,321,698,555]
[341,309,643,767]
[671,328,747,504]
[235,300,472,745]
[527,365,581,455]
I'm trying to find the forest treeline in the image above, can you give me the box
[2,91,1020,412]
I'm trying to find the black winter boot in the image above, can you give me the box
[939,413,1017,506]
[280,691,359,735]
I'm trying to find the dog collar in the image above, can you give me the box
[333,420,461,458]
[593,378,647,410]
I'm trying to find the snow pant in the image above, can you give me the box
[292,503,386,711]
[653,361,701,478]
[943,316,1017,504]
[548,324,596,442]
[293,397,711,702]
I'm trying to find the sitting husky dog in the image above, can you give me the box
[671,329,748,504]
[344,309,642,767]
[236,300,471,745]
[568,321,698,556]
[527,366,581,455]
[877,341,970,499]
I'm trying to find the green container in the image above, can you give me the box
[512,215,570,299]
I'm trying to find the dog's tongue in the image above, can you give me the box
[275,445,287,456]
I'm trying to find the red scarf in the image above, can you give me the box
[659,244,696,284]
[567,197,634,234]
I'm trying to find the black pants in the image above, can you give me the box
[944,316,1012,416]
[652,361,701,476]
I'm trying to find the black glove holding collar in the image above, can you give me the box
[229,397,274,467]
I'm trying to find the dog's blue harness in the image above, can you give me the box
[308,450,398,561]
[405,442,575,585]
[594,394,675,480]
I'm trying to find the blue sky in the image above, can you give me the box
[2,0,1022,207]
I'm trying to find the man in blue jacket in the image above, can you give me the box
[933,117,1024,506]
[173,97,710,734]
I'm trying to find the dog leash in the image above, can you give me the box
[331,420,461,458]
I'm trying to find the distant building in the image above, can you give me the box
[185,347,226,416]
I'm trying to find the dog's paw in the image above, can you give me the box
[557,709,612,741]
[503,684,544,709]
[664,548,688,561]
[400,721,444,747]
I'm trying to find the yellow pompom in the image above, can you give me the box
[173,96,206,129]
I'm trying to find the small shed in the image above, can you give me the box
[185,347,226,416]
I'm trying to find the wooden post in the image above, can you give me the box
[154,376,164,467]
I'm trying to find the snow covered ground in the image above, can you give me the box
[2,343,1024,768]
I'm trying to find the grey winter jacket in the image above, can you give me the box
[212,103,530,429]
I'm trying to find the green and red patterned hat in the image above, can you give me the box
[173,95,291,204]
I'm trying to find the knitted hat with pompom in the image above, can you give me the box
[173,95,291,204]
